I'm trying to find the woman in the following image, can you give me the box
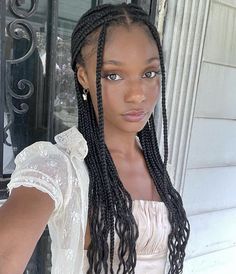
[0,3,190,274]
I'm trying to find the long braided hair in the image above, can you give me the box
[71,3,190,274]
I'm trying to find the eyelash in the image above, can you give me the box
[101,70,161,81]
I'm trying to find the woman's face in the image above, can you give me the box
[77,24,161,135]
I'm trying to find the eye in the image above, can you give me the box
[102,73,122,81]
[143,71,161,79]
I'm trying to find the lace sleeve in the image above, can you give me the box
[7,141,70,214]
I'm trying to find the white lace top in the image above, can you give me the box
[7,126,171,274]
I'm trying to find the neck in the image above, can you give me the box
[104,128,140,159]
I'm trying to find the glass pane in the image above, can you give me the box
[3,0,48,175]
[131,0,151,14]
[53,0,92,135]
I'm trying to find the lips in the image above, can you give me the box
[122,109,147,122]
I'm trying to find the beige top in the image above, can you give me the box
[7,126,171,274]
[83,199,171,274]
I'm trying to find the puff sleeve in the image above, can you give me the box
[7,141,71,214]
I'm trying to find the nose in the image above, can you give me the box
[124,80,146,104]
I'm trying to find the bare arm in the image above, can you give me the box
[0,186,54,274]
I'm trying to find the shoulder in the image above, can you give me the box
[54,126,88,160]
[14,126,88,165]
[11,126,89,187]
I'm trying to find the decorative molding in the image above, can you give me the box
[155,0,211,193]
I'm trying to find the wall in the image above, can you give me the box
[182,0,236,273]
[159,0,236,273]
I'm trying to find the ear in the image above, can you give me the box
[76,65,89,89]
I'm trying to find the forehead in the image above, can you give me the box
[104,24,159,60]
[82,24,159,66]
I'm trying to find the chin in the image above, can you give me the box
[123,121,147,134]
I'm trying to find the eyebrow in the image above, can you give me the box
[103,57,160,66]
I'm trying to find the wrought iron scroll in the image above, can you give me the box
[7,19,36,64]
[9,0,39,19]
[4,0,38,146]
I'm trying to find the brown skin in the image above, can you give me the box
[0,187,54,274]
[77,24,162,249]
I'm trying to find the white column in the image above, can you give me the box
[155,0,211,192]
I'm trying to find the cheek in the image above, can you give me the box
[147,79,161,104]
[102,85,121,115]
